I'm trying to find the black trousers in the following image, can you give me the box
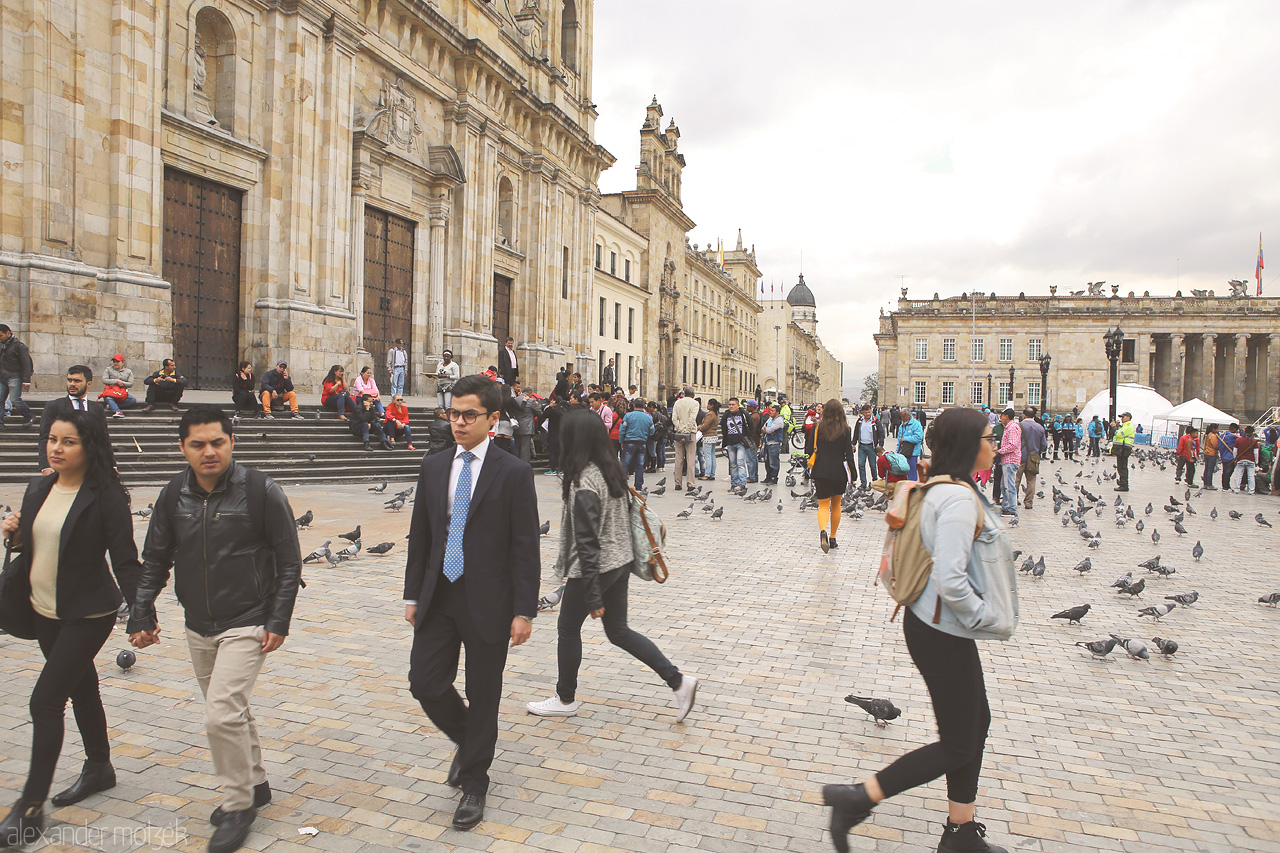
[1175,457,1197,485]
[408,575,509,796]
[555,566,681,703]
[231,391,257,412]
[25,613,116,802]
[875,609,990,804]
[1222,460,1236,490]
[144,384,183,404]
[991,463,1003,501]
[1089,436,1100,457]
[1115,445,1132,488]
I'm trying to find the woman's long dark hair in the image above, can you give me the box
[323,364,345,385]
[559,409,628,501]
[49,411,127,502]
[927,407,990,489]
[816,398,848,443]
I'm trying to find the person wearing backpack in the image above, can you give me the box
[812,399,858,553]
[824,407,1016,853]
[525,410,698,723]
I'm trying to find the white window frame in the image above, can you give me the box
[998,380,1011,406]
[1027,380,1042,409]
[999,338,1013,362]
[1028,338,1042,361]
[971,338,984,362]
[942,337,956,362]
[914,380,927,405]
[971,380,985,406]
[941,381,955,405]
[914,337,929,361]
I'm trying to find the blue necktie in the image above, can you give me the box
[443,451,475,582]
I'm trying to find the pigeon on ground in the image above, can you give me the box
[650,486,666,496]
[539,520,551,536]
[1051,604,1091,625]
[537,583,566,612]
[1073,558,1092,574]
[1151,637,1179,658]
[1165,591,1199,606]
[1111,571,1133,589]
[133,503,154,518]
[1019,556,1036,574]
[1152,564,1177,577]
[1192,541,1203,560]
[1169,496,1182,506]
[1257,513,1273,528]
[1126,506,1135,520]
[777,501,784,512]
[295,510,314,529]
[1075,639,1117,660]
[710,506,724,520]
[1145,503,1154,515]
[655,478,667,487]
[676,506,693,519]
[1258,592,1280,607]
[340,525,361,543]
[702,499,716,513]
[1170,511,1185,524]
[1138,556,1161,570]
[1138,602,1176,620]
[314,410,322,421]
[1228,510,1243,520]
[385,495,406,511]
[1135,520,1145,534]
[231,414,241,428]
[844,695,902,727]
[335,540,360,560]
[1118,578,1146,597]
[1031,558,1045,578]
[1185,504,1196,515]
[303,541,332,564]
[1110,634,1151,660]
[1151,530,1161,545]
[369,481,388,493]
[306,454,317,463]
[116,649,136,671]
[1012,550,1024,562]
[1210,507,1218,520]
[1088,534,1102,549]
[366,541,395,555]
[1173,522,1188,536]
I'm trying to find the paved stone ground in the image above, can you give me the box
[2,447,1279,853]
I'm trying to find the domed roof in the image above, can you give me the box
[786,275,816,308]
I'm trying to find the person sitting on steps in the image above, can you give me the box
[141,359,187,412]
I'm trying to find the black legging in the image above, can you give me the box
[25,613,116,802]
[556,565,681,703]
[875,609,991,804]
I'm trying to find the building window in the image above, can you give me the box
[682,356,688,384]
[628,355,634,387]
[627,307,634,343]
[1028,338,1042,361]
[598,349,605,378]
[594,244,602,269]
[562,247,569,298]
[914,381,927,406]
[941,381,955,405]
[624,258,631,282]
[610,251,617,276]
[701,360,707,386]
[942,338,956,362]
[999,338,1013,362]
[497,177,514,246]
[716,364,721,388]
[1122,338,1136,364]
[614,303,621,339]
[598,297,605,336]
[914,338,929,361]
[998,381,1011,406]
[1028,380,1041,408]
[971,338,984,362]
[971,380,985,406]
[560,0,578,72]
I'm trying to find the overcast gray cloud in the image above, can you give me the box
[591,0,1280,392]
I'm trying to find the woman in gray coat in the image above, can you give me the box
[823,407,1015,853]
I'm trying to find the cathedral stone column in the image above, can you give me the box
[1233,333,1249,416]
[1201,334,1216,404]
[1169,333,1184,403]
[1269,334,1280,416]
[427,198,451,358]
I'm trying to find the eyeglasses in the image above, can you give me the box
[982,434,1000,444]
[445,408,493,424]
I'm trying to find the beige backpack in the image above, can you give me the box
[877,477,983,623]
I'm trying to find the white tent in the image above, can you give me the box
[1078,383,1173,432]
[1154,398,1238,428]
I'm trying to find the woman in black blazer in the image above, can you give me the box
[811,399,858,553]
[0,410,140,848]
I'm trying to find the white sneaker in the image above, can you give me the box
[112,411,125,419]
[526,696,579,717]
[673,676,699,723]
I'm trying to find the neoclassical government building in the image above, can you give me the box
[2,0,613,392]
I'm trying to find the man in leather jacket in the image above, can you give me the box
[128,406,301,853]
[428,406,456,455]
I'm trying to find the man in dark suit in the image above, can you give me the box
[39,364,106,471]
[497,337,519,386]
[403,373,540,831]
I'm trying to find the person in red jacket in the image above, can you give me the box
[383,395,415,450]
[1175,426,1200,487]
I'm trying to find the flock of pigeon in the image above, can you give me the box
[293,481,418,567]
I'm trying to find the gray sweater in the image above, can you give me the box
[554,464,634,580]
[103,366,135,388]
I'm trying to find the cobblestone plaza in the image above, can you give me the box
[1,452,1278,852]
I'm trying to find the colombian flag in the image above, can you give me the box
[1257,233,1264,296]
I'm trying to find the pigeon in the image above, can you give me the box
[844,695,902,727]
[539,520,551,536]
[676,506,693,519]
[369,481,388,493]
[385,495,406,511]
[710,506,724,520]
[294,510,314,529]
[1258,592,1280,607]
[1075,639,1117,660]
[702,499,715,513]
[303,541,332,564]
[1011,550,1024,562]
[1138,556,1161,570]
[231,413,241,428]
[1192,541,1203,561]
[116,649,137,671]
[777,500,784,513]
[1125,506,1135,520]
[366,541,396,555]
[655,478,667,487]
[1151,530,1161,545]
[1210,507,1218,520]
[1032,556,1046,576]
[1152,564,1177,577]
[1145,503,1154,515]
[340,525,361,543]
[1110,634,1150,660]
[1151,637,1179,658]
[1185,503,1196,515]
[1051,604,1091,625]
[1169,495,1182,506]
[1073,558,1092,574]
[335,540,360,560]
[1173,522,1188,536]
[1135,520,1145,534]
[1257,513,1273,528]
[1228,510,1243,520]
[1088,534,1102,549]
[306,454,317,463]
[1111,572,1133,590]
[1165,591,1199,606]
[1138,602,1176,620]
[650,486,666,496]
[1118,578,1146,597]
[314,409,322,421]
[1019,556,1035,574]
[1170,511,1185,524]
[537,583,566,612]
[132,503,154,518]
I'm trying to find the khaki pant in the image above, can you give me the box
[1016,454,1041,508]
[673,437,698,488]
[186,626,267,812]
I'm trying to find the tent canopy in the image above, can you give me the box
[1154,398,1237,427]
[1078,383,1173,428]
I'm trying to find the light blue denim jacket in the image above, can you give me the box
[907,483,1018,640]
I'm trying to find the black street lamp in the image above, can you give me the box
[1038,353,1052,415]
[1104,326,1124,423]
[1008,364,1015,408]
[986,372,993,408]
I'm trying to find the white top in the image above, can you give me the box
[448,436,490,518]
[505,346,517,370]
[30,481,81,619]
[436,360,460,381]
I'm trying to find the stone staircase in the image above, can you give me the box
[0,401,479,490]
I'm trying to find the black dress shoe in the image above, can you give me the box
[51,760,115,807]
[822,784,874,853]
[0,800,44,850]
[452,793,484,830]
[445,752,462,788]
[207,807,255,853]
[210,782,271,826]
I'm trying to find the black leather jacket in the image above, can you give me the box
[128,463,303,637]
[427,417,455,454]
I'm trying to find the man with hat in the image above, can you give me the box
[0,324,35,428]
[100,354,136,418]
[387,338,409,397]
[259,362,303,420]
[435,350,460,410]
[1112,411,1137,492]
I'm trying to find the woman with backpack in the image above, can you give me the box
[824,406,1015,853]
[812,399,858,553]
[525,410,699,723]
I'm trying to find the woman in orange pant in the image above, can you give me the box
[810,399,858,552]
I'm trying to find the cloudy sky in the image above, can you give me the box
[590,0,1279,392]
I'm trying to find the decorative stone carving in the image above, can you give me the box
[1228,279,1250,297]
[1086,280,1105,297]
[364,79,422,152]
[193,40,207,92]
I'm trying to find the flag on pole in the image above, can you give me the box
[717,239,725,269]
[1257,233,1264,296]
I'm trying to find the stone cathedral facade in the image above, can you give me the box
[1,0,613,393]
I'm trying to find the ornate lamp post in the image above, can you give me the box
[986,372,993,408]
[1038,353,1052,415]
[1104,327,1124,423]
[1008,364,1015,408]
